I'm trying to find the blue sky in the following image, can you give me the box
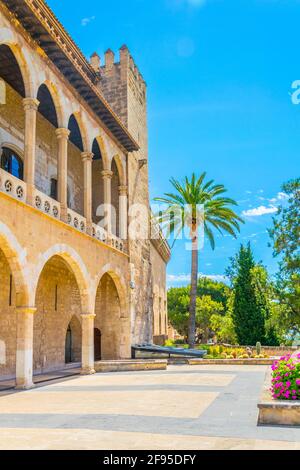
[48,0,299,286]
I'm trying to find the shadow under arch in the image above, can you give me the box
[93,265,128,318]
[65,315,82,364]
[92,136,110,171]
[33,244,92,313]
[36,80,64,129]
[0,42,32,98]
[111,154,126,186]
[94,267,129,360]
[0,221,29,306]
[68,112,88,153]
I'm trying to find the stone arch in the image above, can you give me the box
[111,154,126,186]
[32,244,92,313]
[36,80,64,129]
[93,264,128,318]
[94,266,130,360]
[0,142,24,160]
[0,41,33,98]
[68,112,88,153]
[0,221,29,306]
[93,136,110,171]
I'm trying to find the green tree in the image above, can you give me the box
[197,277,230,312]
[167,287,190,338]
[168,278,231,341]
[229,244,266,345]
[196,295,224,343]
[269,178,300,332]
[155,173,243,347]
[210,313,237,344]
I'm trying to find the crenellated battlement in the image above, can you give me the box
[90,46,146,104]
[99,45,146,89]
[91,45,147,149]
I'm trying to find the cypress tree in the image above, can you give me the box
[231,244,266,345]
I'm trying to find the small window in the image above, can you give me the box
[50,178,58,200]
[0,147,23,180]
[50,177,71,207]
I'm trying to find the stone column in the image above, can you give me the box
[81,313,96,375]
[119,185,128,240]
[15,307,36,390]
[23,98,39,205]
[55,128,70,222]
[81,152,94,234]
[101,170,113,234]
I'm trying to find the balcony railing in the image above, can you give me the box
[0,169,127,254]
[67,208,86,233]
[92,223,108,243]
[34,188,61,220]
[0,169,26,202]
[92,223,126,253]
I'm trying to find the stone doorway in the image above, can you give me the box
[65,325,72,364]
[94,328,102,361]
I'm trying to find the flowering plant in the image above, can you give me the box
[271,354,300,401]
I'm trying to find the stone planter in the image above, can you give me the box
[258,368,300,426]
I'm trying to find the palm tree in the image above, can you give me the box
[154,173,243,348]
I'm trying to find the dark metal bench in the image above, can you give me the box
[132,344,207,359]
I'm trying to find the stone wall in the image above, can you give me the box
[0,82,86,216]
[34,256,82,374]
[100,47,153,345]
[92,158,104,224]
[0,248,16,379]
[150,244,168,338]
[95,273,121,360]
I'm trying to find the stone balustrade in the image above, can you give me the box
[110,234,125,253]
[92,223,126,253]
[34,188,61,219]
[0,171,127,254]
[92,223,108,243]
[67,208,87,233]
[0,168,27,202]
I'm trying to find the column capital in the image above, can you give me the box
[16,307,37,316]
[22,97,39,112]
[81,152,94,163]
[101,170,113,180]
[55,128,70,140]
[81,313,96,320]
[119,185,128,196]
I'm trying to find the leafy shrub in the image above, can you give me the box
[174,339,186,345]
[271,354,300,401]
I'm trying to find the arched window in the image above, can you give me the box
[0,147,23,180]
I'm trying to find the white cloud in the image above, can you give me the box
[242,205,278,217]
[167,272,229,285]
[81,16,95,27]
[277,192,289,201]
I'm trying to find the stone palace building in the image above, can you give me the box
[0,0,170,389]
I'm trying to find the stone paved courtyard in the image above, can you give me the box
[0,364,300,450]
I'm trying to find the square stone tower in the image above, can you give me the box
[96,46,153,344]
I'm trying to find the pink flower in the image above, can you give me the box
[296,379,300,387]
[286,381,291,388]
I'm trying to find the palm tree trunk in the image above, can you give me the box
[188,235,198,348]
